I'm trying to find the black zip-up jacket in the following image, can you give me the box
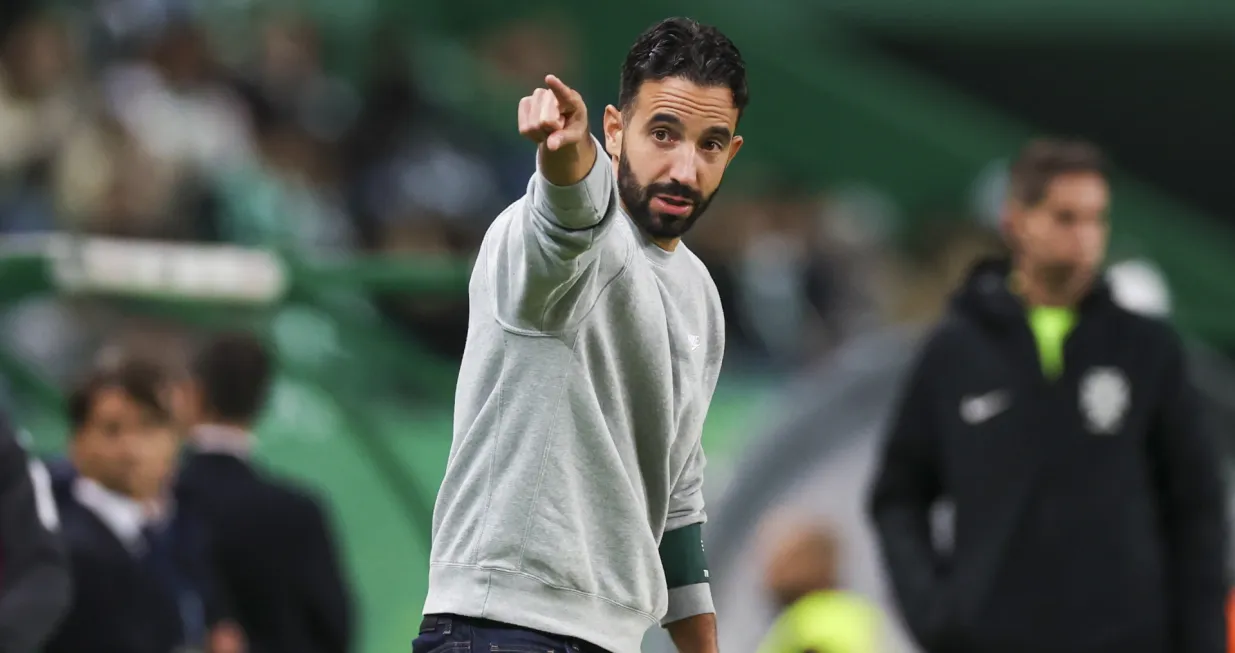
[868,258,1228,653]
[0,411,72,652]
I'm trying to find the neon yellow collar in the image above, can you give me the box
[1027,305,1076,379]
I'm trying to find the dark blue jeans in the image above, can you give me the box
[413,614,609,653]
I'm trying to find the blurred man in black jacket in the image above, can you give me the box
[46,360,226,653]
[0,409,71,653]
[868,139,1228,653]
[178,332,352,653]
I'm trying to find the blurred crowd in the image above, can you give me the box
[0,0,1011,377]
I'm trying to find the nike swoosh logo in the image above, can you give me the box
[960,391,1011,425]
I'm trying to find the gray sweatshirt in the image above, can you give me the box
[423,139,725,653]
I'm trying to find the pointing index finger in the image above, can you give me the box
[544,74,578,110]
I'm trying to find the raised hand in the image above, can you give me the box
[518,74,590,152]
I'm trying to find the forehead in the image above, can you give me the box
[1042,172,1109,208]
[88,388,152,421]
[630,77,739,131]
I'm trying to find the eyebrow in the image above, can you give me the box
[703,125,733,143]
[648,113,734,143]
[649,113,685,128]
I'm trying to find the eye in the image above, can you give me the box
[703,140,724,152]
[652,128,671,142]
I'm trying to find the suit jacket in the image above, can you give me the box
[43,457,76,493]
[45,476,226,653]
[151,493,232,645]
[177,450,352,653]
[44,491,186,653]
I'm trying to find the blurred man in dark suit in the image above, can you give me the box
[0,408,71,653]
[45,361,228,653]
[178,332,353,653]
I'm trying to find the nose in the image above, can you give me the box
[115,451,140,472]
[1074,217,1104,244]
[667,145,699,188]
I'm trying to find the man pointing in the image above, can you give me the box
[414,16,748,653]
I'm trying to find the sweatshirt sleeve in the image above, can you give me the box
[488,136,626,333]
[529,135,614,236]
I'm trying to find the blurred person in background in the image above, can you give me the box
[235,12,357,146]
[102,19,252,177]
[868,139,1227,653]
[210,108,357,253]
[46,360,226,653]
[52,113,188,239]
[0,407,71,653]
[729,188,850,366]
[44,332,197,488]
[416,17,747,653]
[208,12,359,254]
[0,9,79,234]
[178,332,352,653]
[688,183,879,369]
[339,29,498,358]
[56,16,253,242]
[756,519,881,653]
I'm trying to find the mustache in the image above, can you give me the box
[645,181,703,205]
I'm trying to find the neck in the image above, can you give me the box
[654,237,680,252]
[191,423,255,458]
[192,422,252,443]
[198,420,249,433]
[1012,266,1089,308]
[134,486,169,506]
[81,475,129,498]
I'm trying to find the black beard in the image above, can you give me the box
[617,151,714,240]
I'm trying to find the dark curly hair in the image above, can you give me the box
[618,17,748,117]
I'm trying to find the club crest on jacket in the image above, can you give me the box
[1079,366,1130,435]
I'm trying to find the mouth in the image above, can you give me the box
[649,194,694,217]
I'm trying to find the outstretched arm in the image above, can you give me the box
[490,74,624,333]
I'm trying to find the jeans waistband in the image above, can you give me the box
[420,614,608,652]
